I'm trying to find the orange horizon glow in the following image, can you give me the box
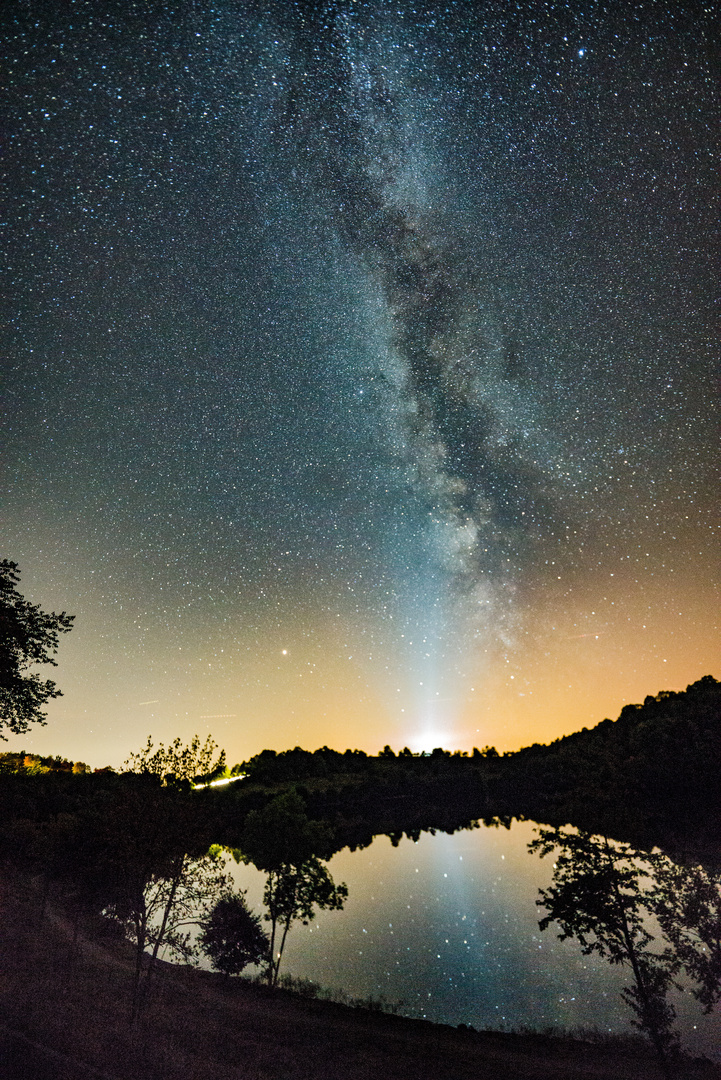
[5,556,716,771]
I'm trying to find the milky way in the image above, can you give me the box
[4,1,718,763]
[285,13,557,572]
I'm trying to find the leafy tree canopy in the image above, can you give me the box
[0,559,74,738]
[240,790,333,869]
[531,827,681,1069]
[237,792,346,984]
[124,734,226,787]
[199,890,270,976]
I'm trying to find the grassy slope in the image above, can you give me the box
[1,874,719,1080]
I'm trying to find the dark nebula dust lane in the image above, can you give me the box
[280,8,567,582]
[3,1,718,762]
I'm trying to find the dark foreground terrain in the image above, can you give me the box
[1,875,718,1080]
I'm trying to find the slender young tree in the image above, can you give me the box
[97,742,232,1021]
[261,856,347,986]
[103,814,230,1022]
[238,791,347,985]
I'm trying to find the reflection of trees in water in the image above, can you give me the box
[651,859,721,1016]
[237,791,348,986]
[530,826,721,1076]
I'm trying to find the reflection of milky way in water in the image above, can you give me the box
[228,823,721,1060]
[4,2,718,764]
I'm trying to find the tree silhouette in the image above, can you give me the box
[92,770,227,1022]
[199,890,269,976]
[261,855,347,987]
[649,855,721,1015]
[0,559,74,737]
[238,791,347,985]
[530,826,680,1075]
[124,733,226,787]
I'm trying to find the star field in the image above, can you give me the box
[3,0,718,765]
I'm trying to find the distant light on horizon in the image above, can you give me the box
[3,1,715,768]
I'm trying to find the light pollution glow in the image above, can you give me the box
[4,2,718,767]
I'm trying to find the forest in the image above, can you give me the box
[3,674,719,856]
[1,675,720,1078]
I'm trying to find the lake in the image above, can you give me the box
[228,819,721,1061]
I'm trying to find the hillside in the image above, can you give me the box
[2,872,718,1080]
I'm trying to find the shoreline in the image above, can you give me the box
[2,875,719,1080]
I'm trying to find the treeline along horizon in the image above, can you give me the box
[1,676,718,858]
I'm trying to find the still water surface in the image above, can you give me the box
[229,820,720,1060]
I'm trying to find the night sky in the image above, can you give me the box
[4,0,719,767]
